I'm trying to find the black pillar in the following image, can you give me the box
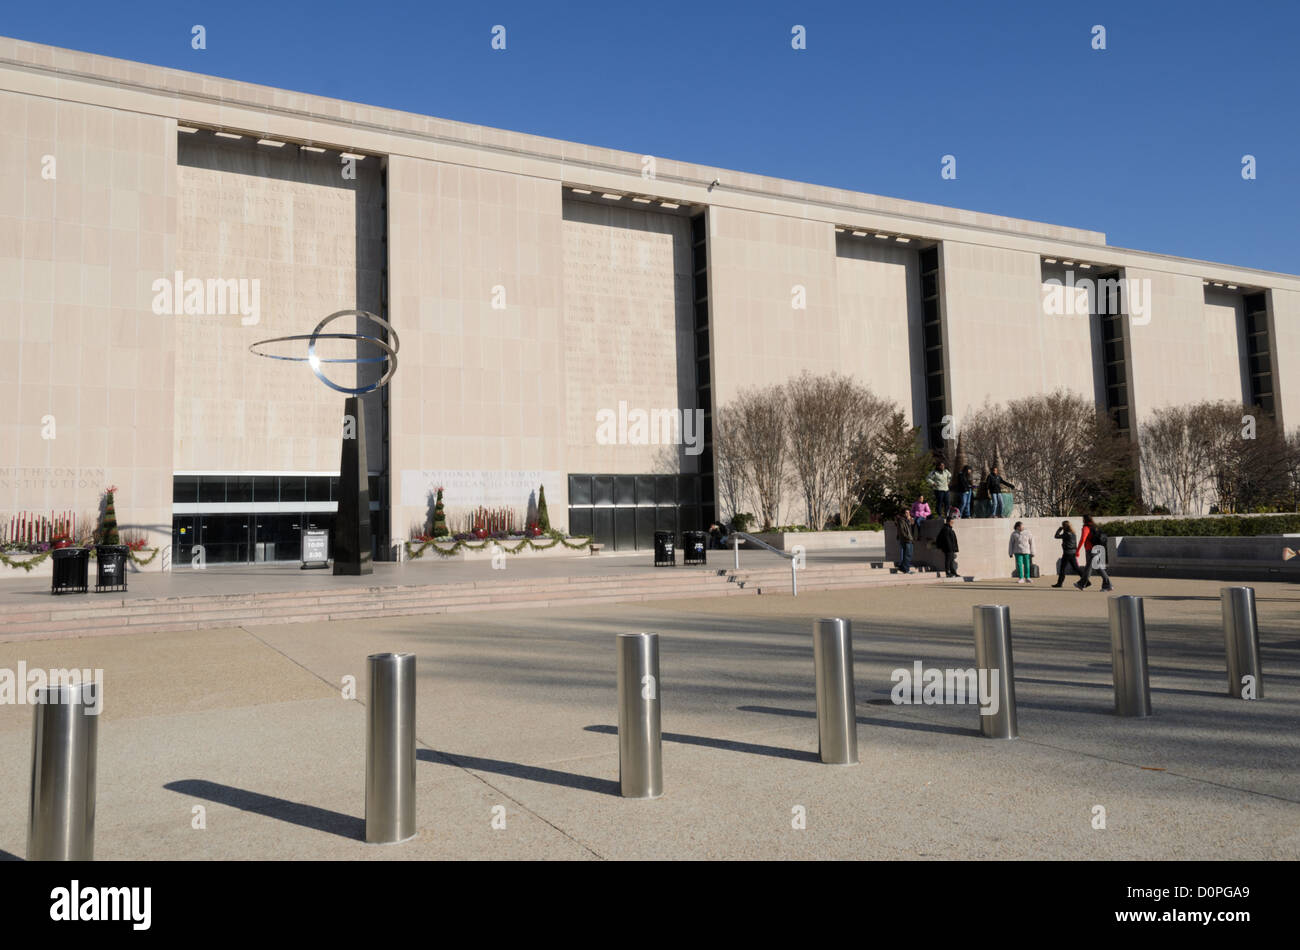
[334,396,373,575]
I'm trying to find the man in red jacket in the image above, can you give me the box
[1074,515,1114,592]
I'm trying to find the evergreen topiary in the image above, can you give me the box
[537,484,551,533]
[98,486,120,546]
[432,487,448,537]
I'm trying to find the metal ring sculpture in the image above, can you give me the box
[248,310,399,394]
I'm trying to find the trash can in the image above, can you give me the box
[94,545,129,593]
[51,547,90,595]
[653,530,675,567]
[683,530,707,566]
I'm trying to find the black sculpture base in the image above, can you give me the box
[334,395,373,576]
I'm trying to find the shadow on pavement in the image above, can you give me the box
[738,703,979,738]
[164,779,364,840]
[417,748,620,796]
[583,724,820,763]
[0,848,22,861]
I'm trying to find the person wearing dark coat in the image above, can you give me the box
[984,466,1016,518]
[1052,520,1082,587]
[935,517,959,578]
[894,510,915,574]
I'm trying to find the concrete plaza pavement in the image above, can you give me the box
[0,576,1296,860]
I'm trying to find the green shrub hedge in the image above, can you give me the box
[1098,514,1300,537]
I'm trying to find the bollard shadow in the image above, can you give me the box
[416,748,620,796]
[584,724,820,763]
[0,848,22,861]
[738,704,978,738]
[164,779,364,841]
[1015,675,1226,699]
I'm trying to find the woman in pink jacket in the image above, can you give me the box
[911,495,931,524]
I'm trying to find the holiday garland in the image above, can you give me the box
[405,534,593,560]
[1,546,160,570]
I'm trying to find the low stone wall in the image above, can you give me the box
[748,530,883,551]
[1109,535,1300,582]
[884,515,1300,582]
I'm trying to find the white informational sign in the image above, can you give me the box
[400,470,561,508]
[302,529,330,566]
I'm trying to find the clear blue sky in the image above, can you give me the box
[8,0,1297,273]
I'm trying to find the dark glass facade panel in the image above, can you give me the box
[253,476,278,503]
[227,476,253,503]
[569,475,592,506]
[307,476,331,502]
[198,476,225,504]
[173,476,199,504]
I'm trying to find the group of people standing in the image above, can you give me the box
[895,505,1113,592]
[894,507,961,578]
[1007,516,1114,591]
[923,462,1017,521]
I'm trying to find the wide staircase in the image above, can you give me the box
[3,560,955,642]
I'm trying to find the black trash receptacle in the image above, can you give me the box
[653,531,675,567]
[94,545,129,593]
[683,530,707,566]
[51,547,90,595]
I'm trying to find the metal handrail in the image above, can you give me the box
[730,531,799,596]
[731,531,795,559]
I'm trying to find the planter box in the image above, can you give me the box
[748,530,883,551]
[0,554,55,581]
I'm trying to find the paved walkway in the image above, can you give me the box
[0,544,884,607]
[1,576,1295,860]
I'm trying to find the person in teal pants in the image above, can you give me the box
[1008,521,1036,583]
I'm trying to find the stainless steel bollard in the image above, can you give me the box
[617,633,663,798]
[1220,587,1263,700]
[813,618,858,764]
[972,605,1018,739]
[365,652,417,843]
[791,559,798,597]
[733,535,739,571]
[1108,595,1152,717]
[28,681,99,861]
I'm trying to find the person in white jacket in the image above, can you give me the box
[1009,522,1036,584]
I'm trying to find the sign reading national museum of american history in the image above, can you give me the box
[400,470,562,508]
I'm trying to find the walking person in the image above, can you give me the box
[927,461,951,518]
[1052,520,1082,587]
[1074,515,1114,592]
[935,515,959,578]
[894,510,916,574]
[1009,521,1036,584]
[985,466,1016,518]
[956,465,975,519]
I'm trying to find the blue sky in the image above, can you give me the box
[8,0,1297,273]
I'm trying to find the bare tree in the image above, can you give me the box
[784,372,895,529]
[729,384,789,530]
[711,405,750,522]
[1140,404,1214,514]
[961,390,1127,516]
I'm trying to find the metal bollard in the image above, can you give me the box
[28,681,99,861]
[733,535,739,571]
[972,605,1018,739]
[1108,595,1152,717]
[1220,587,1263,700]
[791,559,798,597]
[365,652,417,844]
[617,633,663,798]
[812,618,858,764]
